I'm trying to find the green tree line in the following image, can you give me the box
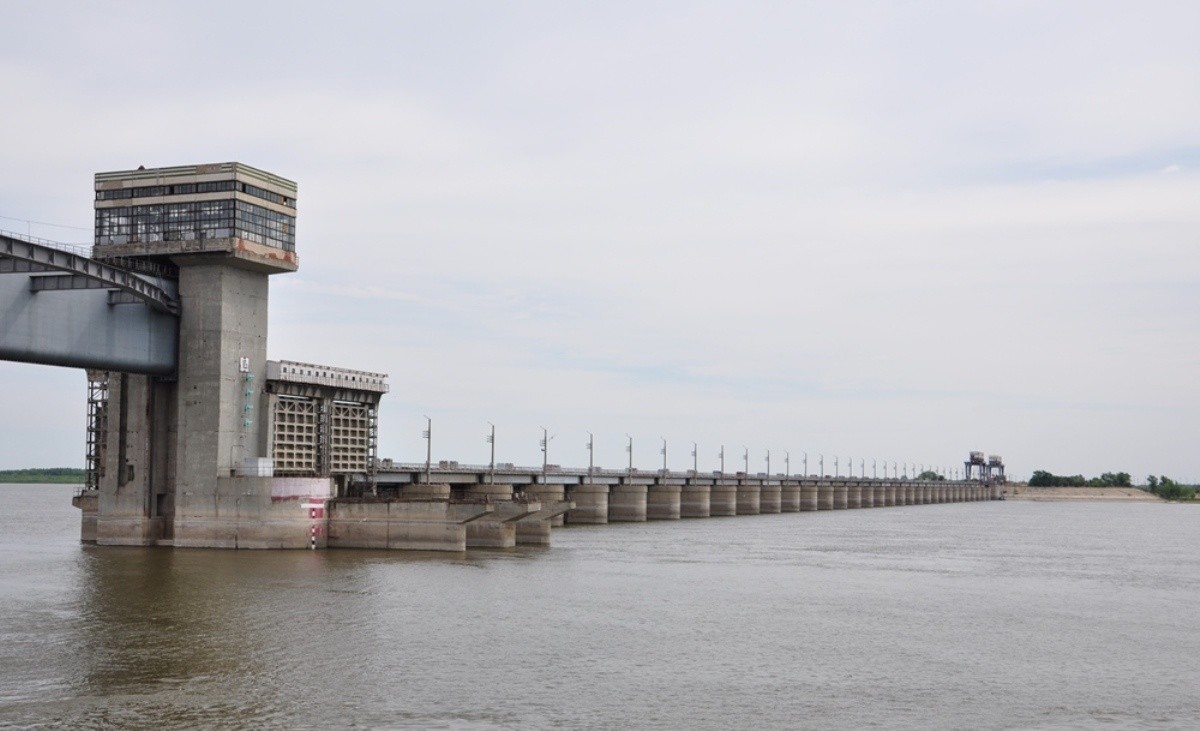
[1027,470,1132,487]
[0,468,86,484]
[1146,476,1197,501]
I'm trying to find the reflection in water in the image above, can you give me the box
[2,484,1199,730]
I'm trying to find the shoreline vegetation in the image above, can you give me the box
[0,468,85,484]
[1013,469,1195,502]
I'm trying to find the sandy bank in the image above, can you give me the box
[1006,485,1161,501]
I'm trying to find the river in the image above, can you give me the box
[1,484,1197,729]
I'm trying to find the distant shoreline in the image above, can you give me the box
[1006,485,1161,502]
[0,469,85,485]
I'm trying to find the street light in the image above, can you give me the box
[422,415,432,484]
[834,455,839,477]
[719,445,726,480]
[540,427,554,480]
[785,451,791,479]
[626,434,633,475]
[803,451,808,477]
[691,442,698,474]
[743,446,749,475]
[586,432,595,484]
[486,422,495,484]
[819,454,824,477]
[661,437,668,474]
[873,458,877,479]
[766,449,771,479]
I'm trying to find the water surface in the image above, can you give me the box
[1,484,1197,729]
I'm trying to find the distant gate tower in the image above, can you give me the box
[90,163,329,547]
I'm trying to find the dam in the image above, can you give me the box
[0,162,1005,552]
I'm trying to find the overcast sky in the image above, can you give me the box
[2,1,1198,482]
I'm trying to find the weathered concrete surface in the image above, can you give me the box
[885,485,897,507]
[647,484,682,520]
[846,483,861,509]
[609,484,648,522]
[860,483,875,508]
[681,484,711,518]
[527,483,567,526]
[873,484,887,507]
[710,483,738,516]
[327,495,492,552]
[759,485,782,514]
[780,483,801,512]
[800,483,818,511]
[72,491,98,543]
[515,500,572,545]
[833,483,848,510]
[817,482,834,510]
[736,483,761,515]
[461,485,537,548]
[566,484,609,524]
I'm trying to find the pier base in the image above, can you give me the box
[647,484,682,520]
[609,484,648,522]
[681,484,711,518]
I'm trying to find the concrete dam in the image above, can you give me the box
[0,162,1005,552]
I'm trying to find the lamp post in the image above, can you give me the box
[540,427,554,481]
[873,459,877,479]
[785,451,791,479]
[486,422,495,484]
[586,432,594,484]
[819,454,824,477]
[626,435,633,476]
[422,415,431,484]
[834,455,839,477]
[860,458,865,479]
[691,442,698,474]
[661,437,668,474]
[766,449,771,479]
[743,446,749,475]
[803,452,808,477]
[719,445,725,482]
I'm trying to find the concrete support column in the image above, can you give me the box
[860,482,874,508]
[566,483,609,524]
[800,482,818,511]
[874,484,888,507]
[885,484,897,507]
[710,482,738,516]
[760,484,782,514]
[923,484,933,504]
[736,483,761,515]
[465,484,518,548]
[647,483,682,520]
[833,482,848,509]
[609,484,648,522]
[780,483,801,512]
[681,484,711,518]
[847,483,861,509]
[527,483,567,526]
[817,482,834,510]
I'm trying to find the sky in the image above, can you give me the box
[1,1,1198,482]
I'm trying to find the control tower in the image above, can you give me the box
[85,163,375,548]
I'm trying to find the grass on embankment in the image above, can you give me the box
[0,468,86,484]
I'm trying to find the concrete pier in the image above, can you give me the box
[681,484,711,518]
[566,483,609,524]
[609,484,648,522]
[847,483,861,509]
[710,482,738,516]
[833,482,848,509]
[780,483,801,512]
[759,484,782,514]
[326,492,494,552]
[800,483,818,511]
[884,484,896,507]
[736,483,761,515]
[526,483,568,526]
[647,483,682,520]
[515,498,572,545]
[860,483,874,508]
[817,482,834,510]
